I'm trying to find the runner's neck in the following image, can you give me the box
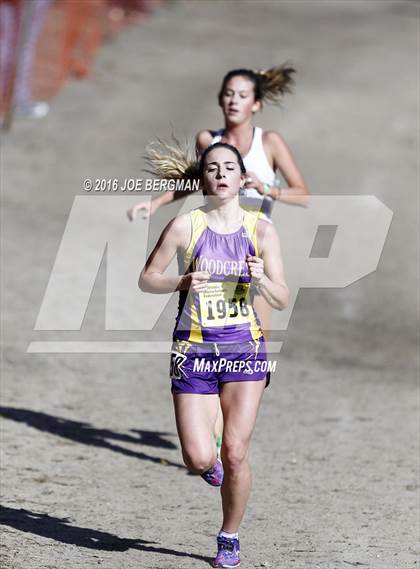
[204,200,244,233]
[222,121,254,153]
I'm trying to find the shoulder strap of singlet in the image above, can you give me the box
[184,209,207,270]
[249,127,263,155]
[243,210,260,257]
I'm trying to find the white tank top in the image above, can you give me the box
[211,127,282,218]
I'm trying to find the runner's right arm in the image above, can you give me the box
[127,189,176,221]
[196,129,213,153]
[139,215,210,293]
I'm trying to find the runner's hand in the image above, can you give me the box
[127,201,158,221]
[246,256,265,284]
[181,271,210,293]
[244,171,264,194]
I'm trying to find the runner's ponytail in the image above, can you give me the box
[144,135,199,181]
[255,63,296,104]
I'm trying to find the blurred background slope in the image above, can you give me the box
[1,0,162,125]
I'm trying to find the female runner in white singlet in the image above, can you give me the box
[128,65,308,333]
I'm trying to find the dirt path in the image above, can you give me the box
[1,2,418,568]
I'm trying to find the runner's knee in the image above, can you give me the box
[182,446,216,473]
[221,438,248,471]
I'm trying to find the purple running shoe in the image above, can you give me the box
[200,459,224,487]
[212,534,240,568]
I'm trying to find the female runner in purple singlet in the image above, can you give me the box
[139,143,289,568]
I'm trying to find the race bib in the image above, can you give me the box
[199,282,251,328]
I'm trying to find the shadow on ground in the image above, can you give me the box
[0,506,212,563]
[0,406,183,468]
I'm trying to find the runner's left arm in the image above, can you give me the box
[252,130,310,208]
[247,222,289,310]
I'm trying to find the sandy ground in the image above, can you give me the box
[1,1,419,568]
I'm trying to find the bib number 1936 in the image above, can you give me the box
[199,282,251,327]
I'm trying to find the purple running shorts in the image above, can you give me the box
[170,337,269,395]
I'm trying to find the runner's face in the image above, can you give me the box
[202,147,244,199]
[220,76,261,124]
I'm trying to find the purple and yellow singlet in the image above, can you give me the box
[173,208,263,344]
